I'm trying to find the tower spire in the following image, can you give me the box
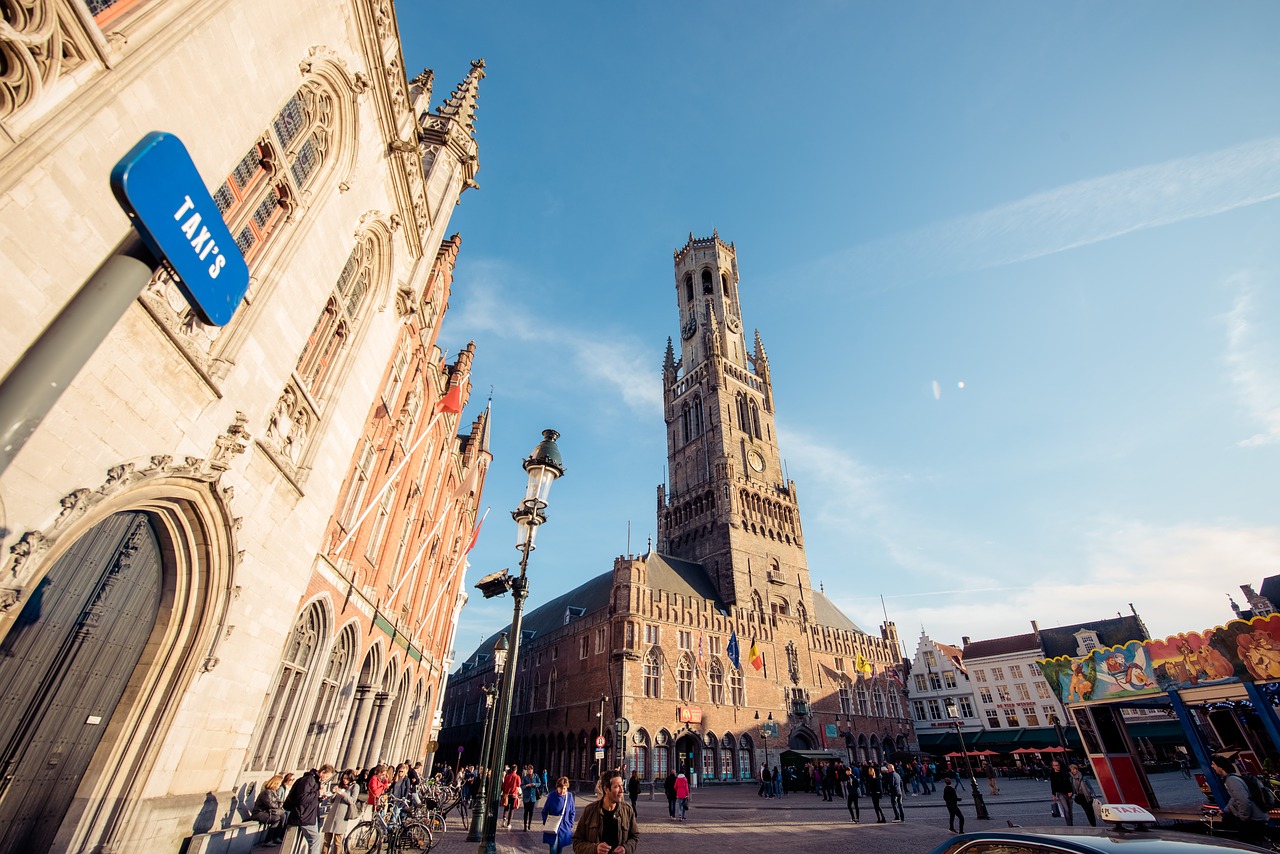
[436,58,486,135]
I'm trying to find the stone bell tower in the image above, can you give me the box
[656,232,810,610]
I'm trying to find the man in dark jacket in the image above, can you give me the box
[664,769,678,817]
[573,770,639,854]
[282,764,335,854]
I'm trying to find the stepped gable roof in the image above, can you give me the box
[1038,615,1149,658]
[936,641,965,671]
[812,590,864,634]
[962,632,1039,660]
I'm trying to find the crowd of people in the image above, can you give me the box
[247,759,429,853]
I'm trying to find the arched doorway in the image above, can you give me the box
[789,728,817,750]
[0,512,162,854]
[674,733,699,778]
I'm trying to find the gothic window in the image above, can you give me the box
[721,271,732,298]
[366,486,396,563]
[737,393,750,436]
[339,441,376,533]
[547,668,557,707]
[701,269,713,294]
[729,667,744,706]
[643,650,661,698]
[680,402,691,444]
[299,624,356,766]
[839,683,852,715]
[749,399,762,439]
[250,602,325,771]
[383,338,410,408]
[873,686,886,717]
[684,273,694,302]
[857,682,870,715]
[708,659,725,705]
[888,686,902,716]
[677,654,694,702]
[297,239,375,396]
[691,393,704,438]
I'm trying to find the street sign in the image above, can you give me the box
[110,132,249,326]
[595,749,605,760]
[615,717,630,736]
[595,735,606,748]
[762,722,778,737]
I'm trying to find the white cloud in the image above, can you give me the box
[826,136,1280,288]
[1224,275,1280,447]
[448,262,661,415]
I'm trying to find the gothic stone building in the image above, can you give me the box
[439,234,915,783]
[0,2,487,851]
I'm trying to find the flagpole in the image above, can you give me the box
[388,495,456,603]
[330,375,467,557]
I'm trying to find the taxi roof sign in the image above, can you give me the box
[110,132,249,326]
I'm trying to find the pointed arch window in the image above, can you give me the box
[677,654,695,702]
[684,273,694,303]
[749,399,762,439]
[692,393,704,437]
[250,603,325,771]
[737,393,750,435]
[297,240,374,396]
[873,685,886,717]
[701,269,713,295]
[643,651,661,698]
[728,666,745,706]
[721,271,733,298]
[299,624,355,767]
[708,659,725,705]
[838,681,853,715]
[857,681,870,715]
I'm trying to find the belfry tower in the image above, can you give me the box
[657,232,810,609]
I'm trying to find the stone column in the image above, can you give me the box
[363,692,394,768]
[342,685,375,770]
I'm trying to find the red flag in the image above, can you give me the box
[465,508,489,553]
[749,639,764,671]
[435,384,463,415]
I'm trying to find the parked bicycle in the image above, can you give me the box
[346,796,433,853]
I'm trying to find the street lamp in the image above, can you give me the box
[836,713,855,766]
[466,633,507,842]
[596,694,610,777]
[945,699,989,820]
[1050,713,1069,758]
[477,430,565,854]
[755,711,774,775]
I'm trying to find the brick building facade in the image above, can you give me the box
[438,234,916,784]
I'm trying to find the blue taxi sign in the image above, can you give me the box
[109,132,249,326]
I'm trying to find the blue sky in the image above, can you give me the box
[394,2,1280,659]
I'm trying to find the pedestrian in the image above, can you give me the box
[542,776,576,854]
[1069,764,1098,827]
[249,774,287,845]
[502,764,522,829]
[985,761,1000,796]
[364,764,388,818]
[627,770,641,812]
[943,777,964,833]
[865,766,886,823]
[664,769,678,817]
[1180,757,1192,779]
[887,763,905,822]
[1211,753,1268,845]
[523,764,541,831]
[572,770,639,854]
[280,763,335,854]
[925,760,937,794]
[320,768,360,854]
[1049,759,1074,825]
[823,762,838,802]
[674,770,690,820]
[771,766,782,799]
[843,763,860,823]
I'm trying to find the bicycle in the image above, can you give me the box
[346,796,434,853]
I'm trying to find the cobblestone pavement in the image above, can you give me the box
[433,772,1210,854]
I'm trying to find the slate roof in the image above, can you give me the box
[961,632,1039,660]
[456,551,869,673]
[1037,614,1148,658]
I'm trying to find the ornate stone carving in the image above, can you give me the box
[261,383,313,478]
[7,530,49,579]
[209,411,251,473]
[0,0,94,122]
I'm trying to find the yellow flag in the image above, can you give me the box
[855,653,873,675]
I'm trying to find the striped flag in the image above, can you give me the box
[749,639,764,671]
[698,631,705,669]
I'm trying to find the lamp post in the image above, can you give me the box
[755,710,774,774]
[477,430,565,854]
[466,633,507,842]
[1050,713,1069,758]
[596,694,610,777]
[945,699,989,820]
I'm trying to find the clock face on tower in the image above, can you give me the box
[747,449,766,472]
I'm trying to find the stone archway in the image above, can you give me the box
[673,732,700,778]
[789,728,818,750]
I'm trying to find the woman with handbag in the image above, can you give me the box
[320,769,361,854]
[541,776,575,854]
[1069,764,1098,827]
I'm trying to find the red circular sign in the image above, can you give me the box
[595,736,606,748]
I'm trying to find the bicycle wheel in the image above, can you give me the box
[424,810,446,835]
[346,820,382,854]
[395,820,434,853]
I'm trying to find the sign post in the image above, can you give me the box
[0,132,249,476]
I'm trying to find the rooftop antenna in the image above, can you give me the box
[627,520,631,556]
